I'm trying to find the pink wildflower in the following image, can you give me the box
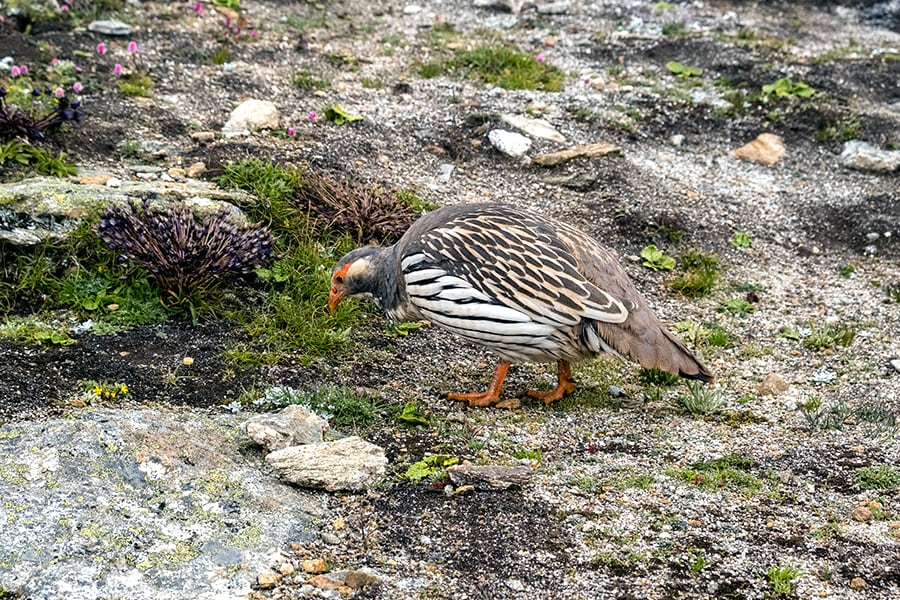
[308,111,317,121]
[234,27,242,35]
[60,5,69,11]
[194,1,203,15]
[54,87,65,98]
[113,63,123,75]
[10,65,20,77]
[128,41,138,53]
[19,65,27,75]
[73,82,83,93]
[287,127,296,136]
[225,17,231,27]
[535,53,545,62]
[97,43,107,55]
[51,58,60,66]
[250,29,258,38]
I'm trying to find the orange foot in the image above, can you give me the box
[527,360,577,405]
[446,362,511,407]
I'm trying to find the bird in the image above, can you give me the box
[327,202,713,407]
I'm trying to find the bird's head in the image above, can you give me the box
[327,245,387,313]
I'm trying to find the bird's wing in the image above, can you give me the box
[398,209,630,327]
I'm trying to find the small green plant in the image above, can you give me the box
[720,298,756,317]
[730,232,752,248]
[117,72,154,97]
[666,61,702,78]
[83,380,129,401]
[211,45,232,65]
[323,104,363,125]
[675,454,761,495]
[815,116,861,143]
[667,250,719,297]
[839,264,855,278]
[687,550,709,575]
[0,140,78,178]
[511,447,542,461]
[803,323,856,351]
[766,563,801,596]
[264,385,383,428]
[640,245,676,272]
[397,401,429,427]
[675,321,731,348]
[426,42,565,91]
[856,465,900,491]
[0,317,74,345]
[885,282,900,303]
[293,69,330,91]
[677,381,723,415]
[762,77,815,99]
[404,454,458,482]
[640,368,680,386]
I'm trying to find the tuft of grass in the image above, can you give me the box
[885,282,900,303]
[667,249,720,297]
[424,42,565,91]
[677,381,723,415]
[766,564,801,596]
[0,140,78,179]
[839,264,855,278]
[856,465,900,491]
[815,116,861,143]
[640,368,680,387]
[674,321,731,348]
[674,454,761,495]
[293,69,331,91]
[803,323,856,351]
[117,73,154,97]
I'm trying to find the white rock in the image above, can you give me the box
[500,114,566,143]
[891,359,900,374]
[87,19,132,36]
[403,4,422,14]
[438,163,455,183]
[488,129,532,159]
[840,140,900,173]
[244,405,327,452]
[266,436,387,492]
[222,99,280,137]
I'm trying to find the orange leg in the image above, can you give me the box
[447,362,511,407]
[527,360,577,405]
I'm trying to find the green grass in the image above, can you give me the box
[856,465,900,491]
[259,385,384,429]
[766,563,801,596]
[674,454,761,495]
[420,42,565,91]
[0,140,78,179]
[293,69,331,91]
[667,250,720,297]
[803,323,856,351]
[117,72,154,97]
[719,298,756,317]
[217,159,362,361]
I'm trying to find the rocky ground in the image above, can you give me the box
[1,0,899,599]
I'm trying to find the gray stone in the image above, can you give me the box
[243,405,327,452]
[890,358,900,373]
[537,2,571,15]
[500,113,566,143]
[840,140,900,173]
[0,409,323,600]
[0,176,252,246]
[87,19,133,36]
[488,129,532,159]
[222,99,280,137]
[265,437,387,492]
[446,464,533,490]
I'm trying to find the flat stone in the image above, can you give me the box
[891,358,900,373]
[343,570,381,590]
[87,19,132,36]
[446,464,533,490]
[840,140,900,173]
[255,573,281,589]
[265,436,388,492]
[488,129,532,159]
[756,373,788,396]
[852,505,873,522]
[534,142,621,166]
[732,133,786,165]
[500,113,566,143]
[850,577,867,590]
[495,398,522,410]
[301,558,327,574]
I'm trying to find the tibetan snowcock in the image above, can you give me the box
[328,203,713,407]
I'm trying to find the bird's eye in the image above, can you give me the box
[334,275,344,284]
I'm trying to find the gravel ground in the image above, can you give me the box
[1,1,899,598]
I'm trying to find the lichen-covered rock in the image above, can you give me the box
[0,408,323,600]
[243,405,327,452]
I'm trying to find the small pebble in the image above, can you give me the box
[890,359,900,373]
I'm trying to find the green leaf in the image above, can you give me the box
[640,245,676,271]
[666,61,703,77]
[324,105,363,125]
[397,401,429,426]
[730,232,752,248]
[404,454,458,481]
[389,321,424,337]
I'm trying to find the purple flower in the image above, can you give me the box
[97,43,107,55]
[73,81,83,93]
[194,1,203,15]
[128,41,138,53]
[250,29,258,38]
[308,111,317,120]
[19,65,27,75]
[287,127,296,136]
[225,17,232,27]
[113,63,123,75]
[535,53,545,62]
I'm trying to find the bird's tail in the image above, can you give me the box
[595,311,714,383]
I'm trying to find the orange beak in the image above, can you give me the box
[327,287,344,313]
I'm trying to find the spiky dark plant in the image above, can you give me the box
[298,170,416,244]
[0,88,83,142]
[95,200,275,303]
